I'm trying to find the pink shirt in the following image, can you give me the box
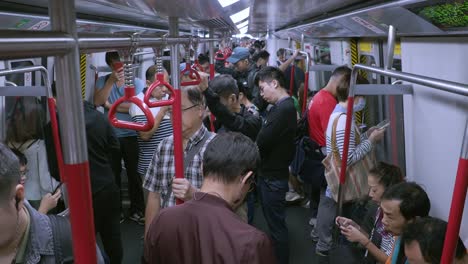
[307,89,337,146]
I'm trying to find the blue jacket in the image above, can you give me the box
[23,202,104,264]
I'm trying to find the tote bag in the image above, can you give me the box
[322,114,375,202]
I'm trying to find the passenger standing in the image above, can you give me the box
[143,85,215,236]
[315,79,386,257]
[6,100,60,209]
[252,50,270,70]
[93,51,145,223]
[199,74,262,223]
[227,47,262,109]
[255,66,297,264]
[307,66,352,231]
[83,100,123,263]
[143,132,277,264]
[199,74,261,142]
[10,149,61,215]
[129,66,173,214]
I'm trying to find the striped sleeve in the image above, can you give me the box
[327,114,372,166]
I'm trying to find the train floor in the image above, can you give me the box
[113,201,363,264]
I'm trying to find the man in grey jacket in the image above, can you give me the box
[0,142,104,264]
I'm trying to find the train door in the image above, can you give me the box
[357,39,406,174]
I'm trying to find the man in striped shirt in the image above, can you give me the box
[129,66,173,225]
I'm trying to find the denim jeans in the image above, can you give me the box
[258,177,289,264]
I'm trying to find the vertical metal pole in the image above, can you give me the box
[209,28,215,80]
[385,26,398,164]
[208,28,216,132]
[49,0,97,263]
[169,17,184,205]
[385,25,396,71]
[441,120,468,264]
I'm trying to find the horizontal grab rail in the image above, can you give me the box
[350,64,468,97]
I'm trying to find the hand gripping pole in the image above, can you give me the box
[108,34,155,131]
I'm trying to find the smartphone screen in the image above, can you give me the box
[376,119,390,129]
[52,182,63,195]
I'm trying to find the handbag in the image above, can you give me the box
[322,113,375,202]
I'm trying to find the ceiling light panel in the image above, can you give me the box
[230,7,250,24]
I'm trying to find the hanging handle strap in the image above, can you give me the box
[180,62,201,86]
[108,87,154,131]
[144,73,176,108]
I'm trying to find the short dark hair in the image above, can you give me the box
[330,66,352,81]
[252,50,270,62]
[6,99,45,143]
[381,182,431,220]
[255,66,286,89]
[198,53,209,65]
[145,65,167,83]
[276,48,286,57]
[105,51,120,67]
[209,75,239,99]
[181,85,205,106]
[0,143,20,205]
[336,71,368,102]
[402,217,467,263]
[203,132,260,184]
[368,162,404,189]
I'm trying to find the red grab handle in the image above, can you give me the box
[181,62,201,86]
[215,50,228,61]
[108,86,154,131]
[144,73,176,108]
[192,60,204,72]
[47,98,66,182]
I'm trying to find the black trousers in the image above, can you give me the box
[93,184,123,264]
[111,136,144,214]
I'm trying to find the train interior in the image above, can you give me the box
[0,0,467,263]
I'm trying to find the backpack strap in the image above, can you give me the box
[48,214,74,264]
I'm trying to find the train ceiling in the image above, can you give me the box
[0,0,466,39]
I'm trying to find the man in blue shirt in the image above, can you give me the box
[94,51,145,224]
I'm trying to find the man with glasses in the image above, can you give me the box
[255,66,297,264]
[143,85,215,237]
[144,132,276,264]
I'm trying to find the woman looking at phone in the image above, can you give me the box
[336,162,405,263]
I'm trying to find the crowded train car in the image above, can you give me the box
[0,0,467,263]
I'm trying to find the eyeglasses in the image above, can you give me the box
[182,104,199,112]
[245,171,257,192]
[20,169,28,178]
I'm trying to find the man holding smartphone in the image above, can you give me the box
[94,52,146,224]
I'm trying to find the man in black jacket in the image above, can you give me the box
[199,74,261,142]
[255,66,297,264]
[199,74,262,223]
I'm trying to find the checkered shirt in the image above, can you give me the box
[143,125,215,208]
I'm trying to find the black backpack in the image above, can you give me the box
[290,109,327,188]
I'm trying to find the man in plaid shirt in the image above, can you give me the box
[143,82,215,236]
